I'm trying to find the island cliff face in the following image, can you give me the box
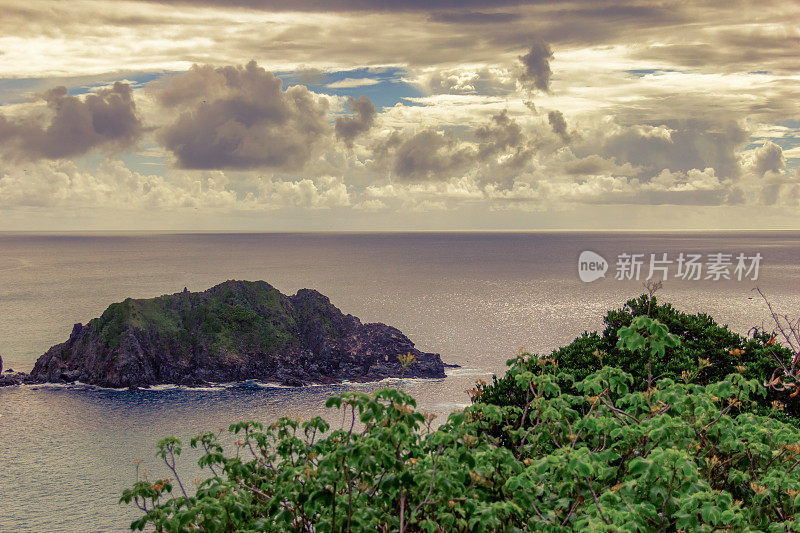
[29,280,446,388]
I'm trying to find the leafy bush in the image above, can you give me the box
[124,363,800,531]
[480,294,797,419]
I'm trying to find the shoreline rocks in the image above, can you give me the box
[0,369,38,387]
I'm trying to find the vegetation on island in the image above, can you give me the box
[93,281,294,355]
[123,292,800,531]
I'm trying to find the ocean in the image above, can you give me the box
[1,232,798,531]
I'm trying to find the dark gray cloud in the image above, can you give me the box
[474,111,533,169]
[373,112,535,181]
[335,95,376,147]
[547,110,570,143]
[374,129,474,181]
[157,61,330,170]
[597,119,748,180]
[519,40,553,93]
[751,140,785,177]
[428,11,520,24]
[565,155,616,176]
[0,82,141,160]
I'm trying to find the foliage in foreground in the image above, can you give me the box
[124,361,800,531]
[480,294,797,420]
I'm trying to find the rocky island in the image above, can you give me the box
[5,280,447,388]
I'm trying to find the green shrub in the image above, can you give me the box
[124,363,800,532]
[480,294,797,420]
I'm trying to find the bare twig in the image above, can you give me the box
[585,477,610,525]
[754,287,800,391]
[413,445,445,514]
[164,447,191,504]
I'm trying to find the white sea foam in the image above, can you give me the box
[16,373,466,392]
[432,402,470,410]
[444,367,491,377]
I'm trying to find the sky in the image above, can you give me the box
[0,0,798,231]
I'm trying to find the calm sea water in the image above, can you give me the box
[1,232,799,531]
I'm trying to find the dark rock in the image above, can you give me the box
[0,370,39,387]
[61,370,81,382]
[30,280,448,389]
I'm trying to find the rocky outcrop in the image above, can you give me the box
[0,369,38,387]
[29,280,447,388]
[0,354,39,386]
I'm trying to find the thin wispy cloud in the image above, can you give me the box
[327,78,381,88]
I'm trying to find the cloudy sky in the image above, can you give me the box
[1,0,798,230]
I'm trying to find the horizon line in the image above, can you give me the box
[2,228,800,235]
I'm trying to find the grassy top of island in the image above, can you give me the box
[93,281,295,354]
[123,293,800,532]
